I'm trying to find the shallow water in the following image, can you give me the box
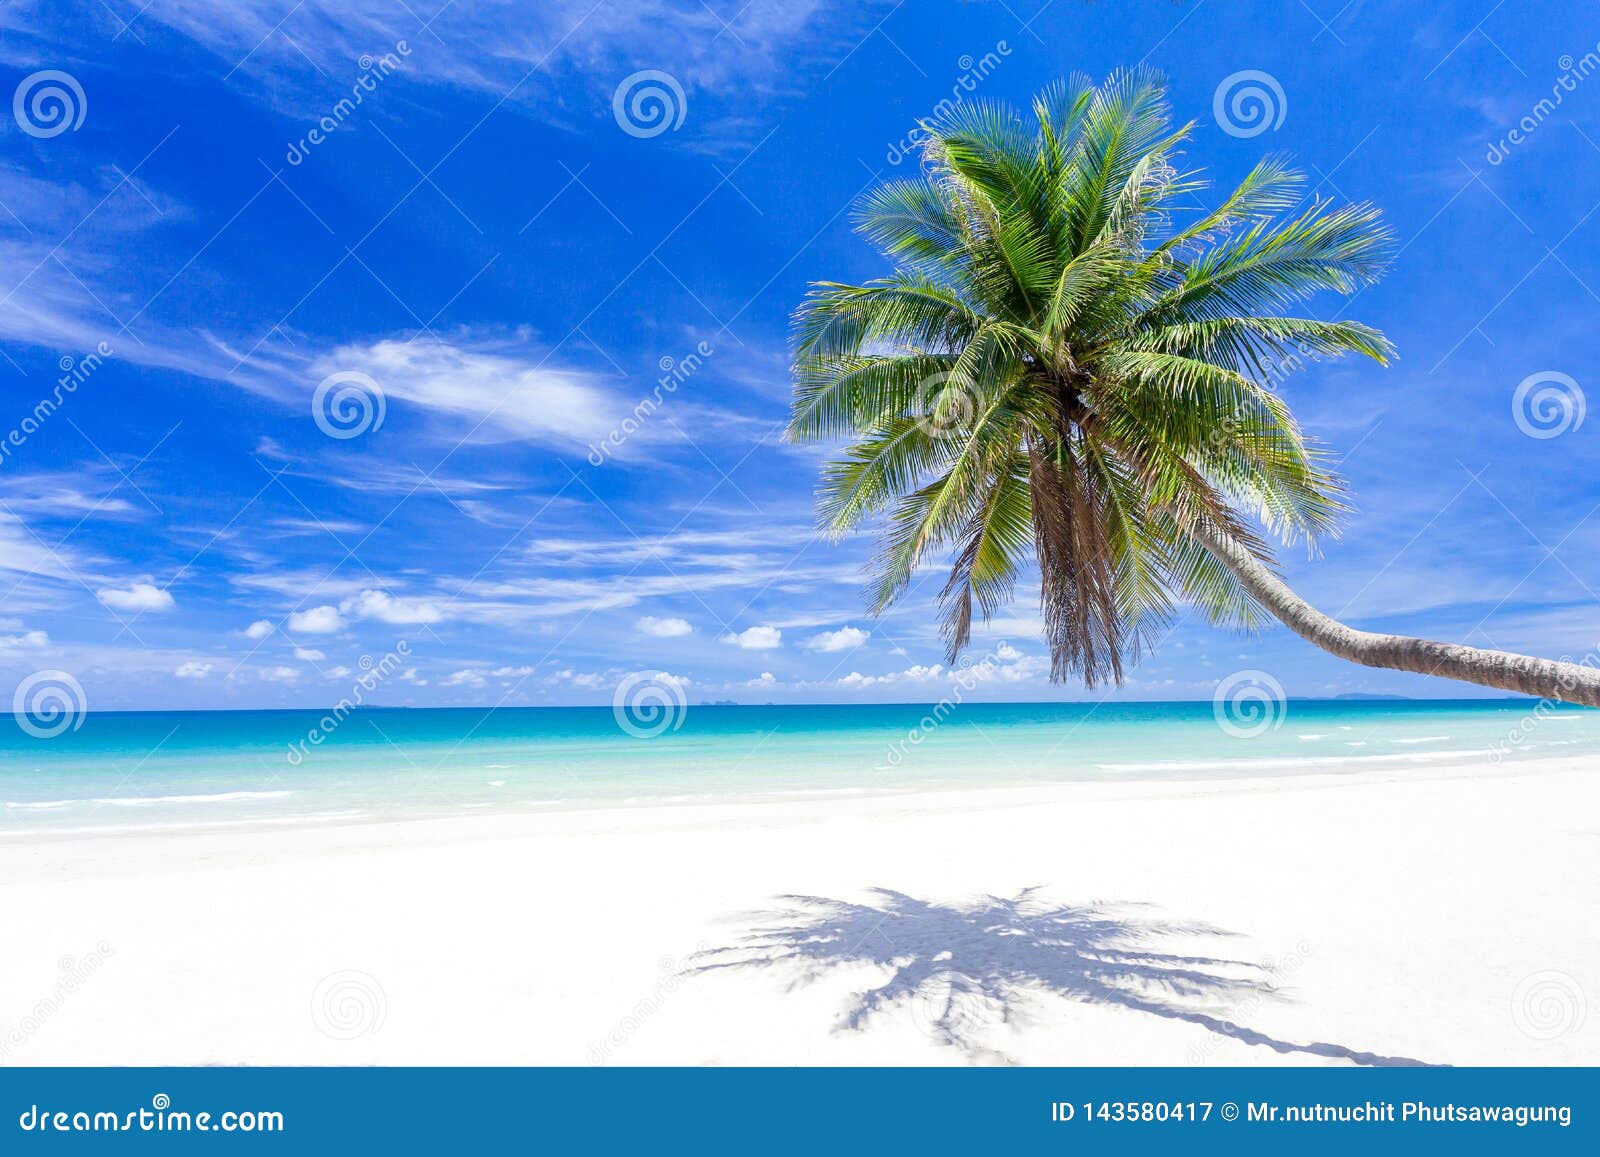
[1,699,1593,836]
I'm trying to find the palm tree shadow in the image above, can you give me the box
[692,887,1434,1067]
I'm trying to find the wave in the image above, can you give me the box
[1097,749,1490,773]
[5,790,293,811]
[0,810,365,839]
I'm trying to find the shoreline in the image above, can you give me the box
[0,746,1588,848]
[2,753,1595,1066]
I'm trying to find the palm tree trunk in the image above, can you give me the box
[1191,523,1600,708]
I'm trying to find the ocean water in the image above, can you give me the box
[1,700,1595,838]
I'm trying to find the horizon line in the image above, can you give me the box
[8,695,1557,718]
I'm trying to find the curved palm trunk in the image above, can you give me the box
[1191,523,1600,708]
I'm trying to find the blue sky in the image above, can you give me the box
[0,0,1597,710]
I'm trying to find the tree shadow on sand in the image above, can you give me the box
[692,887,1433,1066]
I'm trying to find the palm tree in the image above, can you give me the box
[787,70,1600,707]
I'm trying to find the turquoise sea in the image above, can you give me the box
[2,700,1595,838]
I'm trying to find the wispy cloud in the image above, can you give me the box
[70,0,876,141]
[310,334,619,447]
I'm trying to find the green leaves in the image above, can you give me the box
[787,72,1394,685]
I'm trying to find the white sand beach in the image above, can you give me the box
[2,757,1596,1067]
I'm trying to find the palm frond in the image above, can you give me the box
[788,73,1394,686]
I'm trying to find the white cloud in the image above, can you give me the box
[965,649,1050,684]
[490,666,535,677]
[288,605,344,634]
[341,589,444,625]
[804,626,868,652]
[637,615,693,637]
[260,665,301,683]
[748,671,777,687]
[96,582,175,613]
[838,663,945,688]
[444,669,487,688]
[0,629,48,649]
[244,619,275,639]
[547,667,610,689]
[312,337,617,447]
[175,661,213,679]
[293,647,326,662]
[720,625,782,650]
[830,645,1048,690]
[326,665,352,679]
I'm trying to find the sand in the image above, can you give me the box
[1,757,1595,1067]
